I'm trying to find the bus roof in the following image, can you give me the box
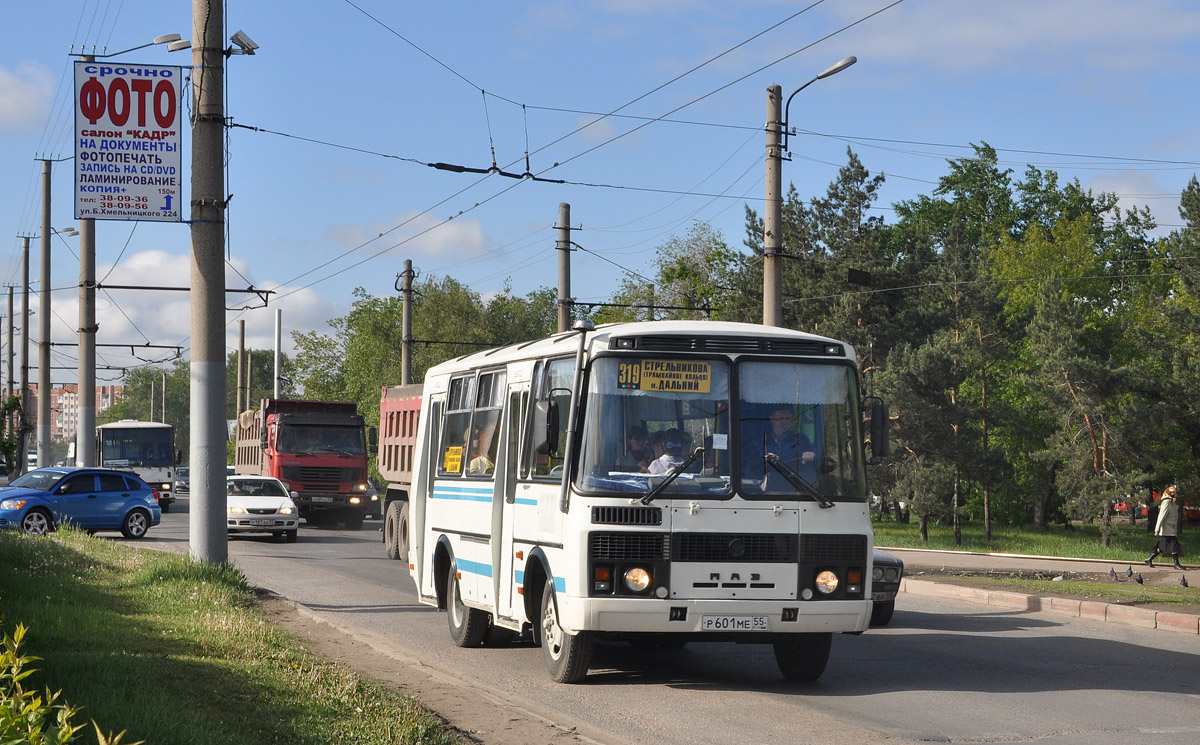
[97,420,173,430]
[425,320,857,378]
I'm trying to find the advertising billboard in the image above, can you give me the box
[74,62,183,222]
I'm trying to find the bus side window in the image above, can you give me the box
[439,375,475,476]
[527,357,573,479]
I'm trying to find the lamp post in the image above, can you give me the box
[763,56,857,327]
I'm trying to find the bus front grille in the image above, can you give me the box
[673,533,798,562]
[591,506,663,526]
[590,532,670,561]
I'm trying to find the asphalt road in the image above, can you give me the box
[141,497,1200,745]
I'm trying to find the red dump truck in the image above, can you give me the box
[235,398,374,530]
[377,384,422,559]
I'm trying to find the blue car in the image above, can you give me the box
[0,467,162,539]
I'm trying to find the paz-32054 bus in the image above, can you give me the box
[399,320,888,683]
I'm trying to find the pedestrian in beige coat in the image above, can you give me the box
[1145,485,1185,570]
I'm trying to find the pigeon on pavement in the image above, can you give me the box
[1109,567,1118,580]
[1135,573,1144,585]
[1182,575,1190,588]
[1126,566,1133,578]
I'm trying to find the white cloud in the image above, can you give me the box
[1085,170,1181,232]
[325,211,487,260]
[827,0,1200,76]
[0,62,53,135]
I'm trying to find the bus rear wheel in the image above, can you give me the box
[539,579,592,683]
[773,633,832,682]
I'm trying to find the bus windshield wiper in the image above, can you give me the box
[764,452,834,509]
[640,447,705,505]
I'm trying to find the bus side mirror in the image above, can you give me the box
[532,400,560,455]
[869,401,890,464]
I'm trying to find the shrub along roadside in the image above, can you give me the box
[0,528,464,745]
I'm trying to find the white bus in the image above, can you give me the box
[403,320,888,683]
[96,420,178,511]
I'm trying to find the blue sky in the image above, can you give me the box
[3,0,1199,385]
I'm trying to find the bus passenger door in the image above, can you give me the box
[494,387,525,624]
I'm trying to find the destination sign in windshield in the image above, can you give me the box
[617,360,712,393]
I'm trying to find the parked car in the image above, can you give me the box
[0,467,161,538]
[174,466,190,494]
[871,548,904,626]
[226,475,299,542]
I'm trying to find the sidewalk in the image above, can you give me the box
[884,547,1200,636]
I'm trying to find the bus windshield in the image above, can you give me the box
[577,357,732,497]
[576,356,867,502]
[99,427,173,467]
[736,360,866,501]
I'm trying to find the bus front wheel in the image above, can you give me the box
[446,562,487,647]
[539,579,592,683]
[773,633,832,682]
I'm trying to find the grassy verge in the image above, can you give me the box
[0,527,464,745]
[875,518,1200,612]
[873,518,1175,561]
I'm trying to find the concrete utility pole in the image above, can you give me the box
[38,159,51,467]
[236,320,244,414]
[6,286,12,403]
[273,308,281,398]
[19,238,30,476]
[556,202,572,333]
[401,259,413,385]
[763,84,783,328]
[77,209,97,466]
[190,0,228,563]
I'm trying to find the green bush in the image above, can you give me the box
[1,623,137,745]
[1,622,83,744]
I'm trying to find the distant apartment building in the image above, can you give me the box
[50,384,123,442]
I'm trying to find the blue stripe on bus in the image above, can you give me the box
[513,497,537,506]
[515,569,565,594]
[431,484,494,503]
[456,559,493,578]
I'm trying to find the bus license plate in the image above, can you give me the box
[700,615,768,632]
[311,496,333,503]
[871,591,891,602]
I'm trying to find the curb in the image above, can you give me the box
[900,577,1200,635]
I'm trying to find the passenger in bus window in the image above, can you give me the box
[647,428,687,475]
[615,425,649,472]
[468,423,497,474]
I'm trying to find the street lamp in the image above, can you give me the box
[73,33,192,59]
[781,56,857,153]
[763,56,858,327]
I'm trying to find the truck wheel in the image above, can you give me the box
[397,502,410,560]
[384,502,401,559]
[343,509,364,530]
[540,579,592,683]
[447,562,487,647]
[773,633,832,682]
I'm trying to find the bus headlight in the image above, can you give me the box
[624,567,652,593]
[814,570,840,595]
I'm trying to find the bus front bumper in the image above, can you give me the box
[557,595,871,637]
